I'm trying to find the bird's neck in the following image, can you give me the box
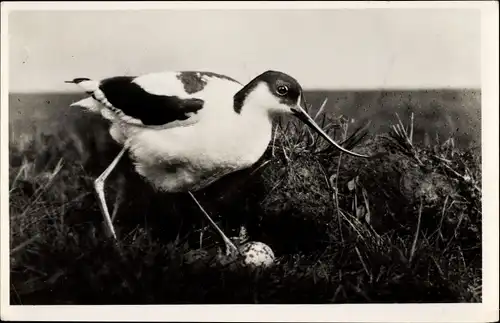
[235,94,275,130]
[233,75,264,114]
[237,103,274,131]
[231,89,274,146]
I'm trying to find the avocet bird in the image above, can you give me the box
[66,70,370,255]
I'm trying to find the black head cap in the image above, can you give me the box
[234,70,305,113]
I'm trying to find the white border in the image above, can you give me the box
[0,1,496,10]
[1,1,498,322]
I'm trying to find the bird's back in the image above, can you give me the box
[69,70,243,128]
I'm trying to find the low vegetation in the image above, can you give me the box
[9,99,481,304]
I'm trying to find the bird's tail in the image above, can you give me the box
[65,78,122,121]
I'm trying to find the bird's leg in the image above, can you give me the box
[94,146,127,240]
[111,175,126,222]
[187,191,239,256]
[199,218,205,249]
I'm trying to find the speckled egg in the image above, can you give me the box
[240,241,275,268]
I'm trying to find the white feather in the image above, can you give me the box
[100,108,117,121]
[70,97,120,123]
[70,97,99,112]
[133,71,190,98]
[77,80,100,92]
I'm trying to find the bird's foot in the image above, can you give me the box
[214,239,241,268]
[224,237,241,257]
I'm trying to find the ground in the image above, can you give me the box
[8,91,482,304]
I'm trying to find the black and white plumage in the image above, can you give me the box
[67,70,370,255]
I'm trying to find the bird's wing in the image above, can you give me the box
[67,71,242,128]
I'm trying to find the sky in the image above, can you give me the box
[7,8,481,92]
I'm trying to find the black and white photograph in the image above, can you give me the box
[1,1,498,322]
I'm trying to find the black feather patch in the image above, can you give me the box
[65,78,90,84]
[177,71,241,94]
[99,76,204,126]
[73,78,91,84]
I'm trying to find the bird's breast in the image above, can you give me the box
[126,112,273,192]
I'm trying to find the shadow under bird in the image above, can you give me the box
[66,70,371,255]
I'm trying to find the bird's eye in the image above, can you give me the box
[276,85,289,96]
